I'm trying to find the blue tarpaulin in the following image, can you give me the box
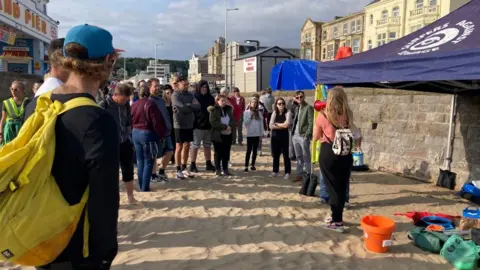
[270,60,318,91]
[316,0,480,93]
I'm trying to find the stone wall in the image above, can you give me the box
[270,88,480,188]
[0,72,43,102]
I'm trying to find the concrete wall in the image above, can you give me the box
[0,72,42,102]
[268,88,480,188]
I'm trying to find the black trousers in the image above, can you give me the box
[319,143,353,223]
[245,136,260,167]
[271,131,291,174]
[213,134,232,171]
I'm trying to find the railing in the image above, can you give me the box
[410,5,439,17]
[377,17,401,26]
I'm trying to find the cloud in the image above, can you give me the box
[47,0,372,60]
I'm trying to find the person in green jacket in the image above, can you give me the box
[0,80,30,146]
[208,94,234,177]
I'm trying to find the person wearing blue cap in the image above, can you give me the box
[26,24,121,270]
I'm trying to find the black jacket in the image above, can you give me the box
[194,80,215,130]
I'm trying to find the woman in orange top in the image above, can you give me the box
[313,87,360,233]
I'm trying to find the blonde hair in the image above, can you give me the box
[325,87,353,128]
[50,43,118,82]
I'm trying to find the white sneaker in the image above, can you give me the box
[159,174,170,183]
[228,162,233,167]
[176,170,186,180]
[183,170,195,178]
[269,172,278,178]
[284,173,290,180]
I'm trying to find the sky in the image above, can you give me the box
[47,0,371,60]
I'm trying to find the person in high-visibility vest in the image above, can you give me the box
[0,80,30,146]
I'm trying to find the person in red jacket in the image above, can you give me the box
[131,85,166,192]
[229,87,245,145]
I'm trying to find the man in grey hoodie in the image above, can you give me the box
[149,78,173,183]
[170,74,201,179]
[99,83,138,205]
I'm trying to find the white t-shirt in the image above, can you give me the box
[220,110,231,135]
[35,77,64,97]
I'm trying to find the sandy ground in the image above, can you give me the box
[1,138,469,270]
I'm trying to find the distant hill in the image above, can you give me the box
[114,57,189,78]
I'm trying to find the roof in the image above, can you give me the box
[316,0,480,93]
[235,46,297,61]
[301,18,323,31]
[322,11,365,26]
[366,0,380,6]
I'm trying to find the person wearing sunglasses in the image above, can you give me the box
[291,91,314,183]
[0,80,30,146]
[269,97,292,179]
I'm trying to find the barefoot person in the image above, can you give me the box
[171,74,200,179]
[26,24,121,270]
[243,97,264,172]
[99,83,138,204]
[209,94,234,177]
[190,80,216,172]
[313,87,361,233]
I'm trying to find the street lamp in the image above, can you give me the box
[225,0,238,90]
[244,40,260,51]
[154,43,163,79]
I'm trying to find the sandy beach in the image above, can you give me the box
[1,139,468,270]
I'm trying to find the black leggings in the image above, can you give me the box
[320,143,353,223]
[245,137,260,167]
[271,131,291,174]
[213,134,232,171]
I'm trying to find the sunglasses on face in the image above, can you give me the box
[277,102,285,106]
[295,96,304,99]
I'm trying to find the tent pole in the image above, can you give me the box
[445,94,457,171]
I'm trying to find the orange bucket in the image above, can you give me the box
[360,215,396,253]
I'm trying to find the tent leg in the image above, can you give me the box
[444,94,458,171]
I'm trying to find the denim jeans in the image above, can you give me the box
[292,135,311,175]
[132,129,159,192]
[319,171,350,202]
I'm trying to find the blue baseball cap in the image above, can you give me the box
[63,24,123,59]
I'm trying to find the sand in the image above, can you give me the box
[1,139,468,270]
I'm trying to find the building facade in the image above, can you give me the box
[145,60,170,79]
[235,46,296,92]
[188,53,208,82]
[222,41,257,88]
[300,18,323,61]
[0,0,58,75]
[207,37,225,75]
[364,0,469,51]
[321,12,365,62]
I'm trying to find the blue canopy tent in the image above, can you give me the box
[316,0,480,172]
[316,0,480,94]
[270,60,318,91]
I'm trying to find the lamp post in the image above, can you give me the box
[123,56,127,81]
[224,0,238,90]
[154,43,163,79]
[244,40,260,51]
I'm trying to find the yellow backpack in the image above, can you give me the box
[0,92,99,266]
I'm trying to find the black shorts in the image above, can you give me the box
[175,128,194,143]
[120,141,134,182]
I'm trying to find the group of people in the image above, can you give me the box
[0,21,363,270]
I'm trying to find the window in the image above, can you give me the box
[352,39,360,53]
[327,44,334,59]
[351,21,356,33]
[392,7,400,17]
[333,27,338,38]
[410,24,423,33]
[429,0,437,5]
[381,10,388,18]
[356,20,361,32]
[346,40,351,47]
[322,30,327,40]
[370,14,374,25]
[377,33,387,46]
[368,40,373,50]
[322,48,326,59]
[305,48,312,60]
[389,32,397,41]
[416,0,423,9]
[343,23,348,35]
